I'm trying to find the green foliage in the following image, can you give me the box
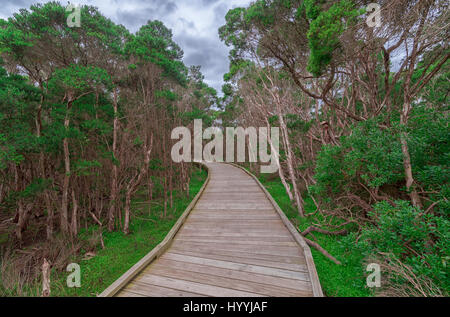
[301,0,363,76]
[126,21,187,85]
[245,0,274,27]
[313,109,449,205]
[0,65,40,168]
[73,159,102,176]
[342,201,449,295]
[49,65,112,94]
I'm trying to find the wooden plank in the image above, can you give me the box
[123,281,205,297]
[172,241,303,255]
[170,244,303,258]
[175,237,297,246]
[169,246,306,263]
[187,215,280,220]
[167,249,308,272]
[161,253,311,281]
[174,233,294,242]
[175,231,291,238]
[180,223,287,230]
[116,290,146,297]
[178,226,289,233]
[191,209,275,214]
[147,258,312,293]
[146,264,310,297]
[135,274,264,297]
[184,219,286,225]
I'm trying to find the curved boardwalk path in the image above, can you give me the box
[100,163,323,297]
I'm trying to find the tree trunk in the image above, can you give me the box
[400,107,422,208]
[71,190,78,236]
[41,259,51,297]
[61,109,71,235]
[279,111,305,216]
[123,188,132,235]
[108,89,119,232]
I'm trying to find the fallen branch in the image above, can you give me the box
[89,212,103,227]
[302,225,347,237]
[303,237,342,265]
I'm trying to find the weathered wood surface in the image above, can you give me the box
[103,163,323,297]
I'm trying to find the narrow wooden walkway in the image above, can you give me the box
[101,163,322,297]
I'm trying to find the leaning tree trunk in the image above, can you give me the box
[278,111,305,217]
[264,119,293,201]
[400,104,422,208]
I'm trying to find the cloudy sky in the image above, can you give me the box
[0,0,252,93]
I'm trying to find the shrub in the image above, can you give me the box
[341,200,449,296]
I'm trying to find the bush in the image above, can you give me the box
[341,200,449,296]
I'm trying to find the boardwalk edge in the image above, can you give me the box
[97,162,211,297]
[228,163,324,297]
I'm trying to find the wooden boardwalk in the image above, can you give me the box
[100,163,323,297]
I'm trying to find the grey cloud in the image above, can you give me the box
[115,1,178,32]
[0,0,252,93]
[200,0,221,7]
[213,2,228,22]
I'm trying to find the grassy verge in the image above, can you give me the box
[251,169,372,297]
[49,165,207,297]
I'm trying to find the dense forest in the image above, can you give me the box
[0,2,215,295]
[0,0,448,297]
[217,0,448,296]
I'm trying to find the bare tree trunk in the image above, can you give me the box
[123,188,132,235]
[44,189,53,240]
[71,190,78,236]
[14,165,26,242]
[16,200,25,242]
[279,111,305,216]
[264,119,293,201]
[0,183,3,205]
[41,259,51,297]
[169,170,173,210]
[400,106,422,208]
[163,176,168,218]
[108,89,119,232]
[61,109,71,235]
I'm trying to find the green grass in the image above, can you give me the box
[253,170,373,297]
[49,166,207,297]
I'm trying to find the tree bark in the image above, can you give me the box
[108,89,119,232]
[61,105,71,235]
[278,109,305,216]
[400,109,422,208]
[41,258,51,297]
[71,190,78,236]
